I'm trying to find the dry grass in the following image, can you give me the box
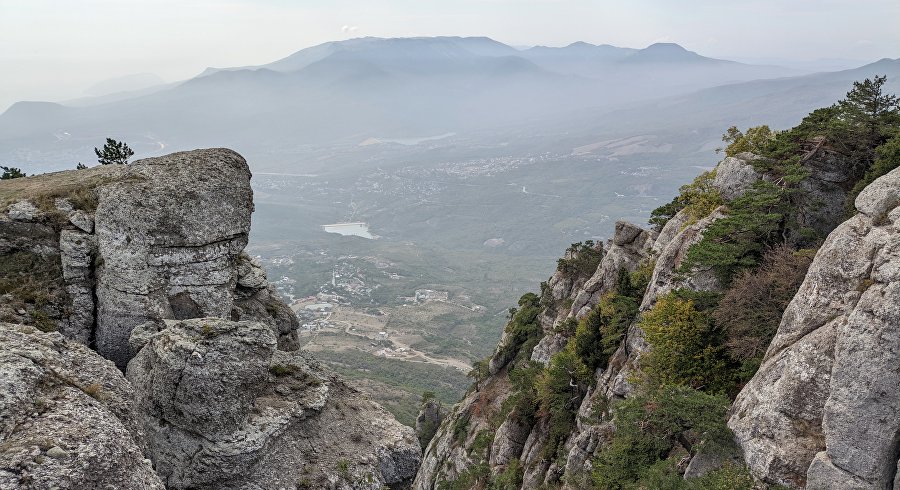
[0,164,136,213]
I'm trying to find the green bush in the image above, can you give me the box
[639,294,733,394]
[591,385,732,489]
[846,131,900,214]
[720,125,775,157]
[631,459,755,490]
[470,430,494,458]
[493,292,545,369]
[649,171,722,230]
[537,348,590,459]
[437,462,490,490]
[502,360,543,426]
[452,411,470,445]
[490,458,524,490]
[556,241,603,279]
[0,166,26,180]
[680,180,793,285]
[572,267,643,372]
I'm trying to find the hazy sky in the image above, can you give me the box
[1,0,898,111]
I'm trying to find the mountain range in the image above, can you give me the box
[7,36,890,172]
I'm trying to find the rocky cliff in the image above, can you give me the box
[413,145,900,489]
[412,155,756,490]
[0,149,421,489]
[730,167,900,488]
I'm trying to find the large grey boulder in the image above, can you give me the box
[0,323,163,490]
[712,153,762,201]
[127,318,421,489]
[729,166,900,488]
[640,207,725,310]
[0,149,300,366]
[94,148,254,367]
[569,221,651,320]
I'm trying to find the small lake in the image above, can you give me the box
[321,222,375,239]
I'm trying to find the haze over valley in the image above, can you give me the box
[3,33,899,422]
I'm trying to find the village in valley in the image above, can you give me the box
[266,255,482,373]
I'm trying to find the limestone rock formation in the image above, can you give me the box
[416,396,445,449]
[0,148,422,489]
[712,152,762,201]
[569,220,652,320]
[127,318,421,489]
[0,149,299,368]
[729,166,900,488]
[0,323,163,490]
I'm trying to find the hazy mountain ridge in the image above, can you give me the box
[0,35,819,170]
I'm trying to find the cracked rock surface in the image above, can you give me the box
[729,166,900,488]
[0,323,163,490]
[127,318,421,490]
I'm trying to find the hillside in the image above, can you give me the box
[412,77,900,488]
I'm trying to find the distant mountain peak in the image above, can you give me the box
[623,42,723,64]
[644,42,689,51]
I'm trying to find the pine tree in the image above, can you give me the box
[0,166,26,179]
[94,138,135,165]
[833,75,900,173]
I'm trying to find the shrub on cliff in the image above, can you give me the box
[649,170,723,230]
[719,125,774,157]
[639,293,733,394]
[497,292,544,364]
[591,384,731,489]
[572,267,645,371]
[679,180,793,285]
[556,241,603,279]
[537,348,591,459]
[831,75,900,173]
[714,245,814,380]
[846,131,900,213]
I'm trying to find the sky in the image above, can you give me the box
[1,0,898,111]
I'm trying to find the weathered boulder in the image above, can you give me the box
[0,323,163,490]
[712,153,762,201]
[94,148,254,366]
[0,149,299,367]
[729,166,900,488]
[127,318,421,489]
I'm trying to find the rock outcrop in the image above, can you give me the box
[729,166,900,488]
[416,397,445,450]
[128,318,421,489]
[0,149,298,368]
[0,323,164,490]
[0,149,422,489]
